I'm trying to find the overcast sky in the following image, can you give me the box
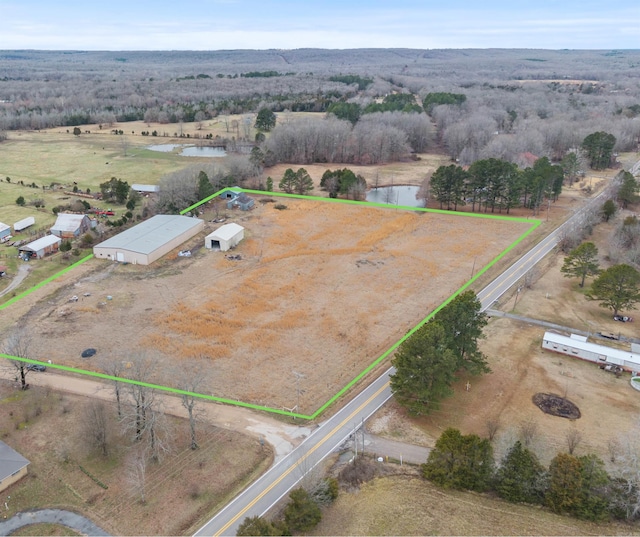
[2,0,639,50]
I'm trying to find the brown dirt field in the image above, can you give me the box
[13,198,530,415]
[311,475,640,536]
[0,384,271,536]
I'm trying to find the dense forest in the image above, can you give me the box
[1,49,639,166]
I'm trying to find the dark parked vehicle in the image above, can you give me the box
[613,315,633,322]
[81,348,97,358]
[27,364,46,372]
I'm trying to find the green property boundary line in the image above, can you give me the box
[2,187,540,420]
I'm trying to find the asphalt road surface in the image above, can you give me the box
[194,372,393,536]
[194,171,626,536]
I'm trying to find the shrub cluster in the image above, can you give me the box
[424,427,639,523]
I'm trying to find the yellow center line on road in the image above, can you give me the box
[212,380,391,536]
[479,238,553,304]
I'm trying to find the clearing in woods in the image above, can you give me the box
[6,194,534,417]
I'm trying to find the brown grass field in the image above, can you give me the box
[11,197,531,415]
[314,202,640,537]
[0,384,271,536]
[311,475,640,536]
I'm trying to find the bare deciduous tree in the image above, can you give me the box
[175,359,207,450]
[565,427,582,455]
[99,355,126,418]
[121,354,172,462]
[82,400,110,457]
[2,328,35,390]
[127,448,148,504]
[519,419,538,447]
[485,418,501,441]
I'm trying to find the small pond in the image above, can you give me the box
[146,144,226,158]
[366,185,424,208]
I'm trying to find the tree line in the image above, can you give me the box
[423,427,640,522]
[429,156,564,214]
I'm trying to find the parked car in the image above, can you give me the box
[613,315,633,322]
[27,364,46,372]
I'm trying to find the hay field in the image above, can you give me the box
[16,198,530,414]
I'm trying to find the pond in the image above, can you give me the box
[146,144,227,158]
[365,185,424,208]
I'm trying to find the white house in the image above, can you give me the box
[542,331,640,373]
[205,223,244,252]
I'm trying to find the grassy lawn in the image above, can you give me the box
[0,129,187,193]
[0,249,92,306]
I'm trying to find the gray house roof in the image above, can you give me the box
[94,215,203,255]
[0,441,29,481]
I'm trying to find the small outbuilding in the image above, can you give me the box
[0,441,30,493]
[51,214,92,238]
[226,192,255,211]
[18,234,62,259]
[131,184,160,194]
[205,223,244,252]
[13,216,35,232]
[0,222,10,240]
[93,214,204,265]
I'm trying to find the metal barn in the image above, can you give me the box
[50,214,92,238]
[93,215,204,265]
[205,223,244,252]
[19,235,62,259]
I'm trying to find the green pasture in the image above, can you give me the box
[0,130,186,194]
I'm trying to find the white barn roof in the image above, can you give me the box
[95,215,203,255]
[132,184,160,193]
[543,331,640,368]
[13,216,35,231]
[0,222,9,233]
[21,234,61,252]
[51,214,87,233]
[208,223,244,241]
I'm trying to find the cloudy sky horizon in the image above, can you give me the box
[2,0,639,51]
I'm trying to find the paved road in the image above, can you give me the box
[0,263,31,297]
[0,508,109,536]
[195,167,629,536]
[476,183,616,310]
[194,372,393,536]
